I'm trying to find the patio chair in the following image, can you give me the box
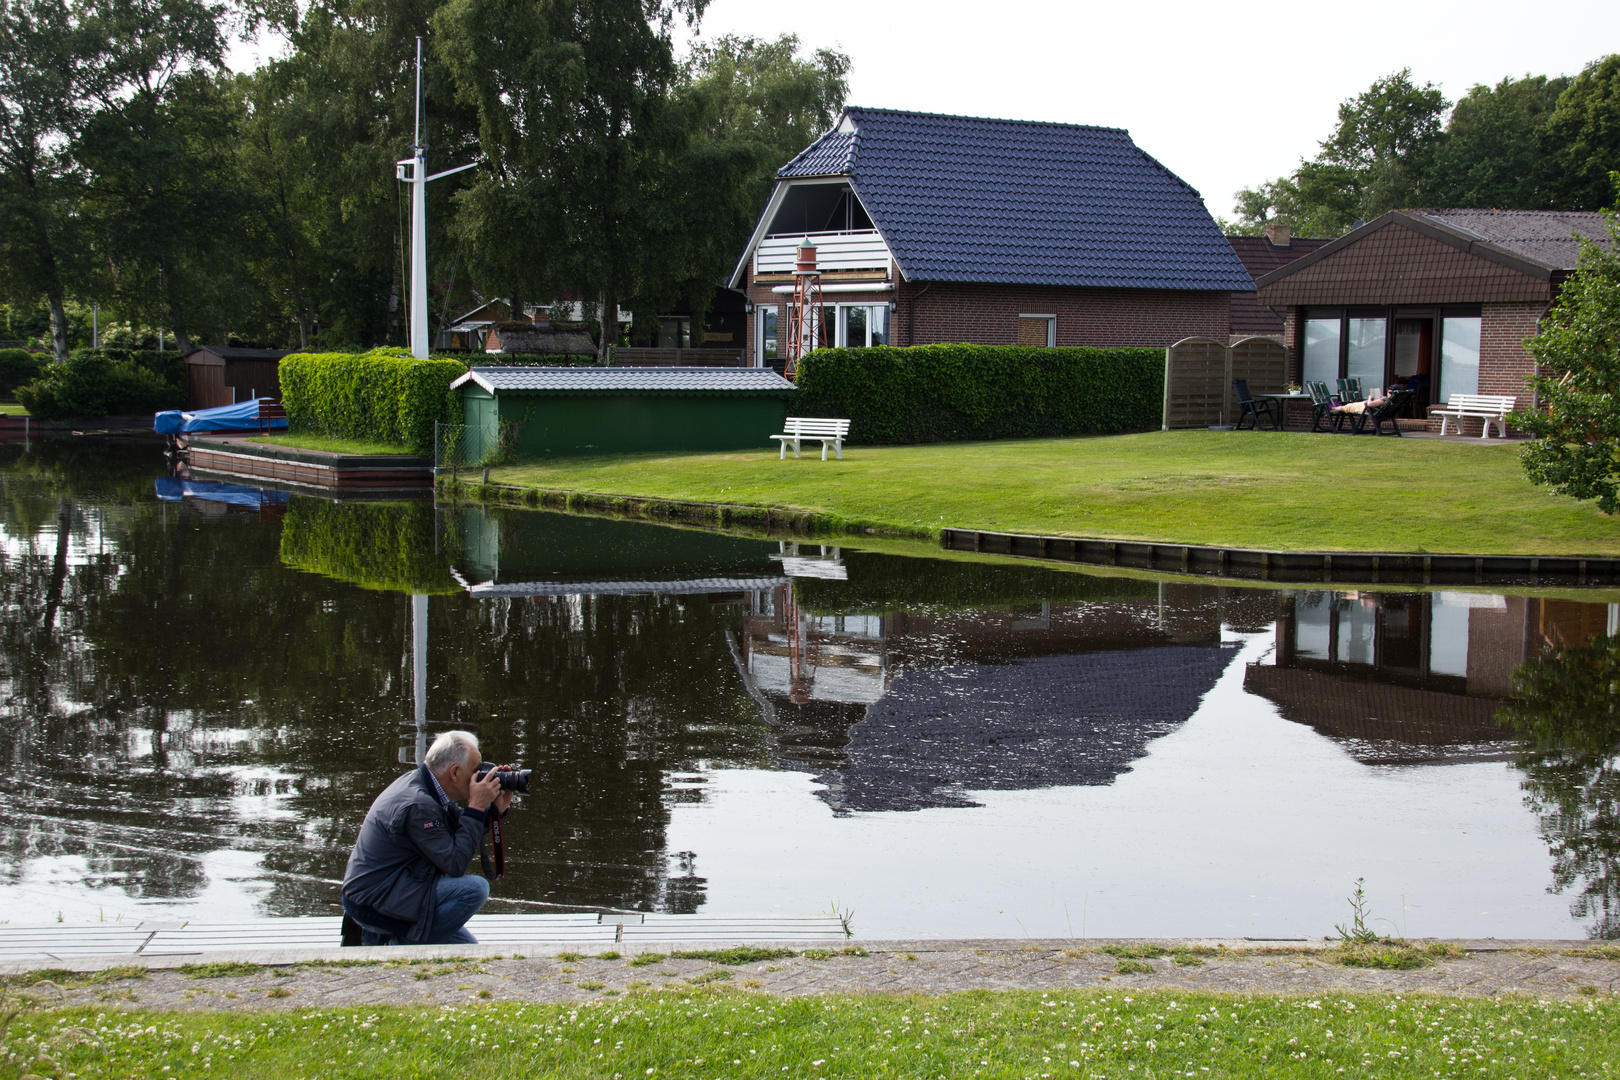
[1232,379,1279,430]
[1349,389,1415,436]
[1336,377,1366,404]
[1307,382,1348,433]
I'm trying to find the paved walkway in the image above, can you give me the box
[8,940,1619,1010]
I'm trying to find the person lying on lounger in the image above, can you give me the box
[1333,379,1406,415]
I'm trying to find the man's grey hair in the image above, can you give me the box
[424,730,479,773]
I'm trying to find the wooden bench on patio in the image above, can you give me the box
[1430,394,1516,439]
[772,417,850,460]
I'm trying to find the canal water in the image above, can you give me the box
[2,440,1618,940]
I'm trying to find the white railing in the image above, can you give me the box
[754,230,891,274]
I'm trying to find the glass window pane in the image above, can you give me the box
[760,310,778,363]
[845,305,867,348]
[1439,316,1480,399]
[1294,592,1331,660]
[870,305,889,346]
[1429,597,1470,678]
[1303,318,1340,386]
[1346,317,1386,391]
[818,305,834,349]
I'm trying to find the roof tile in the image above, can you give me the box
[775,108,1253,291]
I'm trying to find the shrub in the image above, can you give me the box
[464,352,602,367]
[0,348,45,396]
[278,498,460,594]
[14,351,182,419]
[792,344,1164,445]
[280,348,466,453]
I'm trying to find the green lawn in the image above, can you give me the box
[246,433,414,456]
[8,988,1618,1078]
[0,401,28,415]
[488,430,1620,557]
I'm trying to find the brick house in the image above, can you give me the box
[1225,224,1331,342]
[1254,209,1612,419]
[729,107,1254,366]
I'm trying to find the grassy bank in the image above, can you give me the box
[7,988,1616,1078]
[246,433,415,456]
[488,430,1620,556]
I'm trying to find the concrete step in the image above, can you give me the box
[0,914,849,961]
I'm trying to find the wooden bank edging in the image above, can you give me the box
[942,528,1620,586]
[187,437,433,491]
[446,479,1620,587]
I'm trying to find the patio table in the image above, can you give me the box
[1256,392,1312,431]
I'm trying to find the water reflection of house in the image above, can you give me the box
[731,582,1236,812]
[1245,590,1620,764]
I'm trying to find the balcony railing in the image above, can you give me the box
[754,230,891,275]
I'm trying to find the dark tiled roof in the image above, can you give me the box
[1408,209,1610,271]
[779,130,856,178]
[774,107,1254,292]
[185,346,288,362]
[454,366,796,394]
[1226,235,1333,334]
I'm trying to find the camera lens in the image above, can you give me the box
[502,770,531,794]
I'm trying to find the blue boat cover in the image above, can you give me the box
[154,477,290,508]
[154,398,286,435]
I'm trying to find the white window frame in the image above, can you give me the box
[755,306,781,368]
[831,303,893,348]
[1020,314,1057,347]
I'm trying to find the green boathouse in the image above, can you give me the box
[450,366,797,459]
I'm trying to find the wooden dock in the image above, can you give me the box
[0,914,849,965]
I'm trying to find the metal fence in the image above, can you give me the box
[435,421,521,474]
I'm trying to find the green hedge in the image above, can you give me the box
[280,348,466,453]
[14,351,183,419]
[792,344,1165,445]
[279,497,460,594]
[0,348,44,396]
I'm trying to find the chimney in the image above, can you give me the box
[1265,223,1292,248]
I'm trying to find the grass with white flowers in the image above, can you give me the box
[5,988,1619,1078]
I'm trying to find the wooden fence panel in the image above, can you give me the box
[1163,337,1229,429]
[1229,336,1288,397]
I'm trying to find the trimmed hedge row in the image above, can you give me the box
[792,345,1165,445]
[15,350,183,419]
[280,348,466,453]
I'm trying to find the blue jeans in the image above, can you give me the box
[352,875,489,946]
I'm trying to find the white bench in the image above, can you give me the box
[772,416,851,460]
[1430,394,1516,438]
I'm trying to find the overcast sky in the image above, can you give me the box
[229,1,1620,223]
[680,0,1620,222]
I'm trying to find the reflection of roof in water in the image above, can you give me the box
[464,576,789,597]
[815,645,1233,812]
[1243,664,1516,765]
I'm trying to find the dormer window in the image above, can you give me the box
[766,182,872,236]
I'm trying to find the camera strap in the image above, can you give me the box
[481,812,505,879]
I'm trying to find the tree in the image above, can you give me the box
[437,0,710,359]
[1498,633,1620,938]
[1540,55,1620,212]
[0,0,97,360]
[1229,70,1448,236]
[1426,74,1570,208]
[1516,206,1620,512]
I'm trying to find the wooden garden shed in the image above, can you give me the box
[184,346,288,409]
[450,366,796,459]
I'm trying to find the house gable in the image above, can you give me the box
[733,107,1253,294]
[1255,217,1554,307]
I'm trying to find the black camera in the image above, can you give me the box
[474,762,531,794]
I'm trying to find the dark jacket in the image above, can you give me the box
[342,764,489,943]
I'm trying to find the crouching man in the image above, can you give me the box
[341,730,514,945]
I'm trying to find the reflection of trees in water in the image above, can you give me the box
[1499,634,1620,939]
[0,443,760,917]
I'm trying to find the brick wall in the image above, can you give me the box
[742,275,1231,360]
[895,282,1229,348]
[1479,301,1544,405]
